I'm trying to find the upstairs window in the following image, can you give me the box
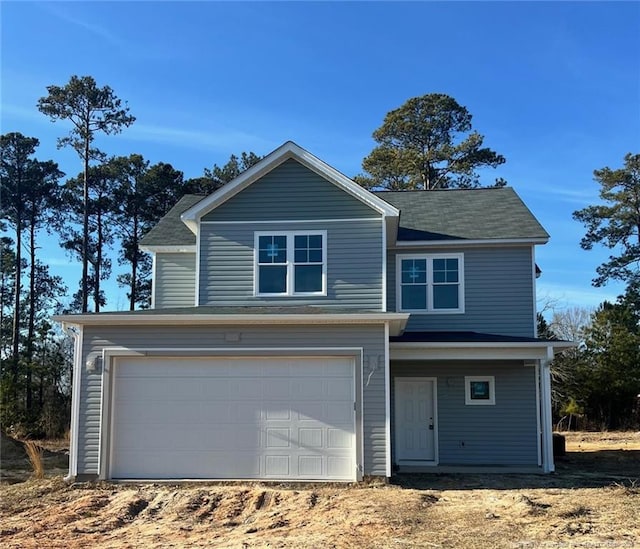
[397,254,464,313]
[255,231,326,296]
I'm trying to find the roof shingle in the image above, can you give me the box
[139,194,203,247]
[374,187,549,241]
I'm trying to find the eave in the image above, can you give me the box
[139,245,197,253]
[56,312,410,337]
[392,237,549,248]
[390,340,575,361]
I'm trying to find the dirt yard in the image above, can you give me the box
[1,432,639,548]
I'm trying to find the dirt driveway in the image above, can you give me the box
[1,432,639,548]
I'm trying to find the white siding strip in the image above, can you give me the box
[381,217,387,312]
[531,246,538,337]
[195,226,201,306]
[541,350,555,473]
[66,325,83,480]
[150,252,156,309]
[535,361,542,466]
[384,322,391,477]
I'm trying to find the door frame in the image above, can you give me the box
[393,376,439,466]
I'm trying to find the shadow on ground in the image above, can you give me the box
[392,449,640,491]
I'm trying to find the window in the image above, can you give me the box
[255,231,326,296]
[397,254,464,313]
[465,376,495,405]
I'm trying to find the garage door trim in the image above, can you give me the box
[98,347,364,481]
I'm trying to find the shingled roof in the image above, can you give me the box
[139,186,548,248]
[139,194,203,247]
[373,187,549,241]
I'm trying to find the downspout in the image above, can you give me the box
[62,322,83,483]
[540,346,555,473]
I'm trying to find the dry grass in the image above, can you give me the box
[0,431,638,548]
[22,441,44,480]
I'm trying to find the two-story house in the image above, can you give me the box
[57,142,571,482]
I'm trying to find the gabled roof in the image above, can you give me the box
[180,141,400,233]
[375,187,549,243]
[139,152,549,249]
[139,194,202,249]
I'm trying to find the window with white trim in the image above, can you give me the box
[397,254,464,312]
[255,231,326,296]
[465,376,495,405]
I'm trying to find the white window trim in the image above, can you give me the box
[254,230,327,297]
[465,375,495,405]
[396,253,465,314]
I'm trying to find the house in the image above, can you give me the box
[56,141,572,482]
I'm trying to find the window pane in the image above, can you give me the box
[308,249,323,263]
[259,265,287,293]
[294,235,307,249]
[433,284,459,309]
[470,381,490,400]
[259,235,286,263]
[308,234,322,249]
[401,285,427,310]
[433,258,458,283]
[294,249,308,263]
[295,265,322,292]
[401,259,426,284]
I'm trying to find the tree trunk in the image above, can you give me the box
[94,207,102,313]
[26,213,37,413]
[11,167,22,394]
[81,120,90,313]
[130,212,138,311]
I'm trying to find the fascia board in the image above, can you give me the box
[390,340,576,359]
[179,142,399,231]
[54,312,409,334]
[393,238,549,248]
[139,245,197,253]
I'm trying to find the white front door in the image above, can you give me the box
[394,377,437,464]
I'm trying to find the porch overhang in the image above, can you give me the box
[389,331,575,361]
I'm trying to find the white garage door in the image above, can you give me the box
[110,356,356,481]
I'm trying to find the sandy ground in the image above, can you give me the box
[1,432,639,548]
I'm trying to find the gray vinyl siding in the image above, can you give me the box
[77,324,387,477]
[392,361,538,466]
[154,253,196,308]
[388,246,535,337]
[203,159,379,221]
[199,220,383,308]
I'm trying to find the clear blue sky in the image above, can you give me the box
[2,1,639,313]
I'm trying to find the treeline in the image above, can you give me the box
[545,152,640,430]
[540,287,640,430]
[0,75,261,436]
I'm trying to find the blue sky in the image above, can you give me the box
[2,1,639,313]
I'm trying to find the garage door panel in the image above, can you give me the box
[299,428,323,448]
[327,379,354,400]
[266,428,291,448]
[110,356,356,481]
[265,406,291,421]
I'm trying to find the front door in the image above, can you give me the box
[394,377,437,464]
